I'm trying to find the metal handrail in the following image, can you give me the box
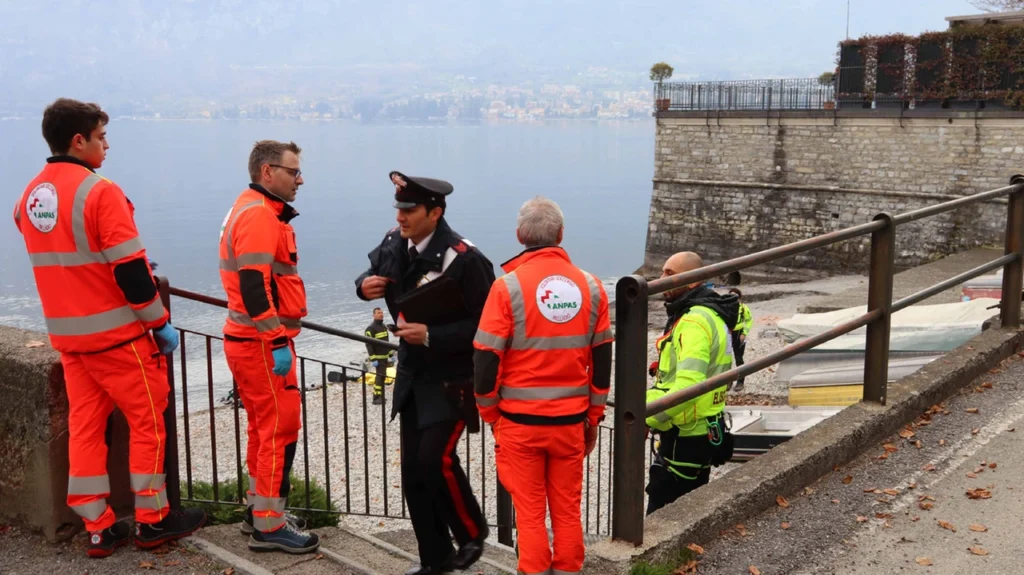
[166,285,399,351]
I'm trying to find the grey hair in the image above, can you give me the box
[517,196,564,247]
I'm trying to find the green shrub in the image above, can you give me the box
[629,547,696,575]
[182,474,339,528]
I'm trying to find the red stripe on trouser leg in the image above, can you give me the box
[546,423,586,574]
[224,339,301,531]
[442,420,479,540]
[494,419,553,575]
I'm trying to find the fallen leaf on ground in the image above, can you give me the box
[876,513,893,519]
[982,382,993,389]
[909,482,918,489]
[676,560,700,574]
[856,515,868,523]
[911,516,921,522]
[139,562,155,571]
[972,428,980,435]
[877,453,890,460]
[777,495,790,508]
[877,498,891,504]
[967,472,978,479]
[883,520,893,529]
[989,463,998,469]
[864,487,879,493]
[804,487,815,495]
[968,547,989,556]
[24,341,45,348]
[915,440,923,449]
[969,524,988,532]
[1009,428,1016,432]
[966,488,992,499]
[842,475,854,484]
[975,386,985,394]
[967,408,979,414]
[923,464,937,472]
[938,520,956,532]
[919,502,934,511]
[164,560,181,567]
[899,429,916,439]
[223,569,235,575]
[781,522,791,530]
[884,489,899,496]
[915,557,933,566]
[831,499,840,504]
[735,524,748,537]
[883,443,899,453]
[939,439,946,446]
[974,467,985,474]
[749,567,761,575]
[315,554,324,560]
[687,543,704,554]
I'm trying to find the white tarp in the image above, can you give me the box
[777,298,1000,352]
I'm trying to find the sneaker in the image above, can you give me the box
[87,520,131,558]
[134,508,207,549]
[240,505,308,535]
[248,523,320,554]
[372,394,385,406]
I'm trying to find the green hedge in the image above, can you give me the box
[182,474,339,529]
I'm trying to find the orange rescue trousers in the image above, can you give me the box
[224,338,300,532]
[495,419,586,575]
[63,336,170,532]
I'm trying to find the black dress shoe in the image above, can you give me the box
[405,550,455,575]
[451,539,484,570]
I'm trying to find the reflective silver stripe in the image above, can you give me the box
[509,333,594,351]
[134,299,166,324]
[519,569,553,575]
[589,393,608,406]
[228,309,281,333]
[248,475,258,494]
[252,495,287,514]
[281,317,302,330]
[272,262,298,275]
[500,385,589,400]
[473,329,508,350]
[68,475,110,496]
[257,513,287,532]
[71,499,109,521]
[679,357,710,373]
[30,251,95,267]
[652,411,672,423]
[135,492,167,510]
[100,237,144,262]
[476,395,499,407]
[504,274,527,348]
[690,308,722,367]
[46,305,138,336]
[238,252,275,267]
[582,271,601,335]
[71,174,104,259]
[554,570,581,575]
[592,328,613,346]
[130,473,166,492]
[13,204,20,223]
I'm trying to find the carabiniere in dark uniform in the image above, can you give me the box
[355,171,494,575]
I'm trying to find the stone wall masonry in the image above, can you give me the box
[643,114,1024,277]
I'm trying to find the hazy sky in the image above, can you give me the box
[0,0,984,105]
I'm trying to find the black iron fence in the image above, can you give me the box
[154,284,617,547]
[609,176,1024,545]
[654,78,836,112]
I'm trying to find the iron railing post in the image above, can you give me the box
[157,276,181,509]
[611,275,648,545]
[862,214,896,404]
[497,480,514,546]
[1000,177,1024,328]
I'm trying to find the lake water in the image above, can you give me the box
[0,119,654,409]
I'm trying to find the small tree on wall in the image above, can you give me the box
[650,62,674,111]
[969,0,1024,11]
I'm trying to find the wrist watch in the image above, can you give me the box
[423,329,430,348]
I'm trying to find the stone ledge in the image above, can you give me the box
[584,319,1023,574]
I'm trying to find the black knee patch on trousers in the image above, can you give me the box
[280,441,297,499]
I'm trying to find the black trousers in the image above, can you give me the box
[645,429,712,515]
[731,332,747,387]
[400,404,487,567]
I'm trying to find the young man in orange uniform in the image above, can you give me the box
[218,140,318,554]
[13,98,206,558]
[474,196,613,575]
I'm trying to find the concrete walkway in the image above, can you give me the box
[799,247,1003,313]
[688,350,1024,574]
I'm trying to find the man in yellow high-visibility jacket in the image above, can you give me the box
[645,252,739,515]
[729,288,753,392]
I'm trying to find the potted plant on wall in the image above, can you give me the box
[819,71,836,109]
[650,62,674,111]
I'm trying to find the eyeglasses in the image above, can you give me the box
[269,164,301,179]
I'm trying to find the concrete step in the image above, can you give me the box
[317,526,418,575]
[373,528,518,574]
[188,523,362,575]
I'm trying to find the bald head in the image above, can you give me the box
[663,252,704,277]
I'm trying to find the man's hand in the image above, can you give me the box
[585,423,599,457]
[394,316,428,345]
[739,334,747,344]
[360,276,389,299]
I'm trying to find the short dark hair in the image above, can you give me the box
[248,140,302,182]
[373,307,382,313]
[729,288,743,297]
[41,98,109,155]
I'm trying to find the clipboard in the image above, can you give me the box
[395,275,468,325]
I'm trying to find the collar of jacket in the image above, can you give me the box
[47,155,96,173]
[500,245,570,273]
[248,183,299,223]
[409,217,455,268]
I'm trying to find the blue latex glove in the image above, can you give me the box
[272,346,293,376]
[371,360,379,368]
[153,322,179,355]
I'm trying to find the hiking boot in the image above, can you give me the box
[240,505,308,535]
[372,394,385,406]
[134,508,207,549]
[248,523,320,554]
[87,520,131,558]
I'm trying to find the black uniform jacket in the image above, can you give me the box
[355,218,496,426]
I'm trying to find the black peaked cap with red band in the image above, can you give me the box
[390,171,453,209]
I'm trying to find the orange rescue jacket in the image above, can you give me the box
[14,158,168,353]
[219,185,306,346]
[474,247,612,426]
